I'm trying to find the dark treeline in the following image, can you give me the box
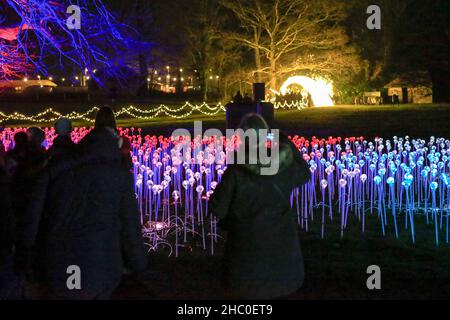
[103,0,450,103]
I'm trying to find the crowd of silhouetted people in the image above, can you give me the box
[0,107,146,299]
[1,108,310,300]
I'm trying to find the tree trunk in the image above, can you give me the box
[269,50,277,91]
[203,69,208,101]
[253,27,262,83]
[137,53,148,97]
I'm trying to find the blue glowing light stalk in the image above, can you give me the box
[339,182,346,238]
[376,182,385,237]
[406,188,416,244]
[321,187,326,239]
[327,173,333,221]
[361,179,366,232]
[174,196,179,257]
[184,187,188,243]
[389,183,399,239]
[446,186,449,243]
[439,181,444,229]
[310,178,316,221]
[430,184,439,246]
[344,178,352,228]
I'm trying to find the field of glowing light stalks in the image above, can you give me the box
[2,127,450,256]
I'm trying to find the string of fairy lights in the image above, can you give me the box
[0,101,306,123]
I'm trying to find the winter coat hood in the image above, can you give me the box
[238,140,295,176]
[78,128,121,162]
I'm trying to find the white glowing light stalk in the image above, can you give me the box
[280,76,334,107]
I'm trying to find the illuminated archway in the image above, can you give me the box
[280,76,334,107]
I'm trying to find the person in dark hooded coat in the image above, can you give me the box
[0,167,23,299]
[22,107,147,299]
[209,114,310,299]
[0,170,14,259]
[8,129,46,278]
[5,131,29,177]
[46,118,77,165]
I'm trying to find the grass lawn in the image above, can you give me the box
[114,211,450,300]
[275,104,450,140]
[81,103,450,140]
[4,103,449,140]
[91,103,450,140]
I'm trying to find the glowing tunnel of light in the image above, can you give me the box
[280,76,334,107]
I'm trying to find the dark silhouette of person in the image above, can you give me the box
[21,120,78,285]
[0,135,6,169]
[119,134,133,172]
[392,92,400,106]
[5,131,29,177]
[307,92,313,108]
[27,127,46,151]
[233,91,243,104]
[47,118,77,165]
[242,93,253,105]
[209,113,311,299]
[0,166,23,299]
[90,107,132,170]
[6,129,46,283]
[21,107,147,299]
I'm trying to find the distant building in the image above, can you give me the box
[0,79,57,93]
[362,91,382,105]
[384,71,433,104]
